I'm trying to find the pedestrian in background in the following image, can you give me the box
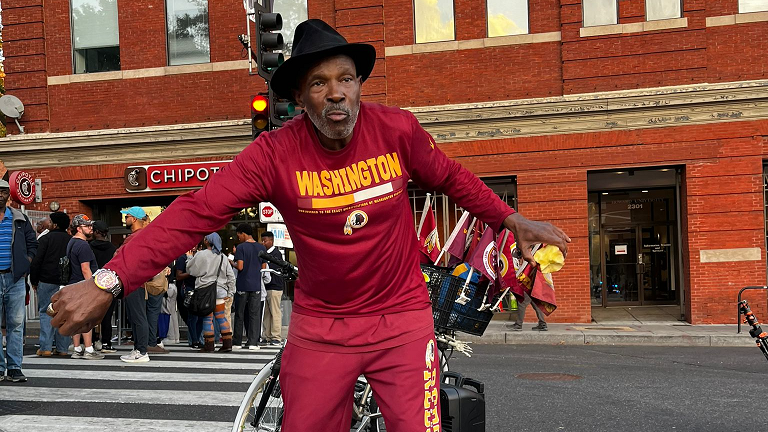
[509,292,548,332]
[187,233,235,353]
[30,211,71,358]
[0,179,38,382]
[260,231,284,345]
[119,207,169,363]
[176,249,202,349]
[159,264,180,345]
[89,221,117,353]
[67,214,104,360]
[232,224,267,350]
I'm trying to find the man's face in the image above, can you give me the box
[78,225,93,239]
[261,236,273,249]
[236,232,246,243]
[0,188,9,208]
[124,215,136,229]
[295,55,362,142]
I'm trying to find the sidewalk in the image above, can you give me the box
[469,321,754,347]
[468,305,755,347]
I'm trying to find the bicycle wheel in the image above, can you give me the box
[232,360,284,432]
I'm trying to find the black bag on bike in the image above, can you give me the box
[441,372,486,432]
[184,255,223,317]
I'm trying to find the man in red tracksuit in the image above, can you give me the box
[49,19,570,431]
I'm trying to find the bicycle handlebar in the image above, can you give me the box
[258,250,299,280]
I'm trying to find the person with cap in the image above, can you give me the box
[30,211,72,358]
[66,214,104,360]
[119,206,170,363]
[49,19,570,429]
[185,232,236,352]
[260,231,284,346]
[89,220,117,352]
[0,178,37,382]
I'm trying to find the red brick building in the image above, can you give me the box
[2,0,768,323]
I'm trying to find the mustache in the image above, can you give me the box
[322,103,351,117]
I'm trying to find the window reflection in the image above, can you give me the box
[646,0,681,21]
[72,0,121,74]
[487,0,529,37]
[582,0,618,27]
[740,0,768,13]
[273,0,308,56]
[166,0,210,65]
[414,0,455,43]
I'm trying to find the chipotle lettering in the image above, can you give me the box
[125,160,232,192]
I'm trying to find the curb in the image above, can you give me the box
[460,332,755,347]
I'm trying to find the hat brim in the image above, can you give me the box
[271,43,376,101]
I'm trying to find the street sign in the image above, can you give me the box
[266,223,292,248]
[259,202,283,223]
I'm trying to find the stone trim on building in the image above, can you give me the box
[579,17,688,37]
[47,60,250,86]
[706,11,768,27]
[384,32,561,57]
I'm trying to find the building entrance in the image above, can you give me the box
[589,175,681,307]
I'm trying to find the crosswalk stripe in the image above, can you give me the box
[5,387,246,406]
[101,350,276,360]
[22,369,258,382]
[23,357,268,369]
[0,415,232,432]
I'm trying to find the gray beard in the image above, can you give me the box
[306,102,360,141]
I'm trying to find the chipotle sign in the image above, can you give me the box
[125,161,232,192]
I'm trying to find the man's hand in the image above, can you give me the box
[504,213,570,267]
[50,278,113,336]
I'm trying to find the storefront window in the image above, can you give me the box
[414,0,455,43]
[166,0,210,66]
[487,0,529,37]
[72,0,121,74]
[588,194,602,306]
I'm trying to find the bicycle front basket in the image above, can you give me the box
[420,264,494,336]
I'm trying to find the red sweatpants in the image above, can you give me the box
[280,332,441,432]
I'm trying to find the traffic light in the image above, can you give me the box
[255,13,284,81]
[269,87,296,128]
[251,94,269,139]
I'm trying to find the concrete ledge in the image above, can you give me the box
[580,17,688,37]
[385,32,561,57]
[707,11,768,27]
[47,60,248,86]
[699,247,762,263]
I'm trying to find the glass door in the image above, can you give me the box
[603,226,639,304]
[639,224,677,303]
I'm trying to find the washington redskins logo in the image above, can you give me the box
[343,210,368,235]
[425,339,435,369]
[482,242,498,280]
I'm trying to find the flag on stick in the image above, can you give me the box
[417,195,441,263]
[466,226,498,281]
[442,211,471,266]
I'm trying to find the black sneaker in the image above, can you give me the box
[7,369,27,383]
[0,371,4,381]
[532,323,548,331]
[507,323,523,331]
[101,344,117,353]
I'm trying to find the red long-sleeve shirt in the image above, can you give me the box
[105,102,514,318]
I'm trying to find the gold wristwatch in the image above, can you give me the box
[93,269,123,298]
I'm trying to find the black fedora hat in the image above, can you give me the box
[271,19,376,101]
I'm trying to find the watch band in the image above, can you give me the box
[93,269,123,298]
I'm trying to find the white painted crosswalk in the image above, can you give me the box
[0,343,280,432]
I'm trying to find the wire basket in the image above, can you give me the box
[421,264,494,336]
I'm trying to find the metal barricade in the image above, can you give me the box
[737,286,768,334]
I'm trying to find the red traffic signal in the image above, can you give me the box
[251,95,269,139]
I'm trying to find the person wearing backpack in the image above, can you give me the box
[118,206,170,363]
[186,232,235,353]
[29,212,72,358]
[66,214,104,360]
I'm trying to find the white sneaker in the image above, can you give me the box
[94,340,103,351]
[232,345,243,350]
[83,350,105,360]
[120,349,150,363]
[157,342,165,349]
[248,345,260,350]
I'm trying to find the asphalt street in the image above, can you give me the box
[3,343,768,431]
[450,344,768,432]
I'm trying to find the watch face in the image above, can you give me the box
[95,270,118,290]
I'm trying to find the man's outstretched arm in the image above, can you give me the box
[51,138,276,335]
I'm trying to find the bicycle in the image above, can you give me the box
[233,257,489,432]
